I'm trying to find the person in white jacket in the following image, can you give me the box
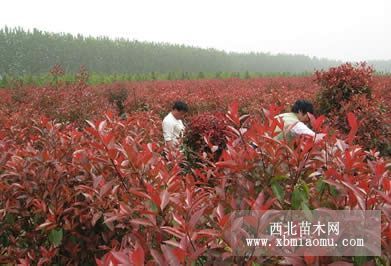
[162,101,188,149]
[274,99,325,142]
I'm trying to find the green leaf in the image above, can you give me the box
[271,182,284,202]
[353,256,368,266]
[147,199,158,213]
[330,185,339,197]
[300,181,310,196]
[48,228,63,247]
[375,256,387,266]
[0,232,9,246]
[301,201,310,211]
[69,235,78,244]
[301,202,313,220]
[291,189,302,210]
[291,185,308,210]
[270,175,287,184]
[4,213,15,224]
[316,179,327,194]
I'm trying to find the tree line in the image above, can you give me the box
[1,26,391,77]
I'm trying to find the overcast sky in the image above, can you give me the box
[1,0,390,61]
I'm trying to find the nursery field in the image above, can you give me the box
[0,64,390,265]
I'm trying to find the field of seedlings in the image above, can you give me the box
[0,63,390,265]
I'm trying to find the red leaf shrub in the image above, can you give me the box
[315,63,390,155]
[106,86,129,118]
[0,76,390,265]
[336,95,391,155]
[315,62,374,113]
[49,64,65,88]
[184,112,228,161]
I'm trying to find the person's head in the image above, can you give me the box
[171,101,188,120]
[291,99,314,123]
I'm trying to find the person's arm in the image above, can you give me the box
[290,121,315,136]
[291,122,325,142]
[173,122,185,140]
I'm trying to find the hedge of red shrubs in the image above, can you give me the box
[315,62,390,156]
[184,112,228,163]
[0,70,390,265]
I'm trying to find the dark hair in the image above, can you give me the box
[291,100,314,114]
[172,101,189,112]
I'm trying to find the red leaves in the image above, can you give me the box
[188,206,206,229]
[1,77,390,265]
[131,246,145,266]
[303,251,316,265]
[346,112,358,144]
[341,180,366,210]
[308,113,326,132]
[99,179,115,197]
[130,184,170,212]
[316,63,388,153]
[31,199,47,213]
[161,226,186,239]
[38,246,58,266]
[161,245,186,265]
[315,62,374,104]
[122,141,154,169]
[216,204,230,228]
[145,183,161,211]
[160,190,170,211]
[96,246,145,266]
[72,149,90,171]
[215,160,237,170]
[185,112,228,161]
[102,132,115,147]
[92,212,102,226]
[227,101,240,127]
[250,191,276,211]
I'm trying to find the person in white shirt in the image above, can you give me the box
[162,101,188,148]
[274,99,325,142]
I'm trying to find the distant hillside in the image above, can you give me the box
[1,26,390,76]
